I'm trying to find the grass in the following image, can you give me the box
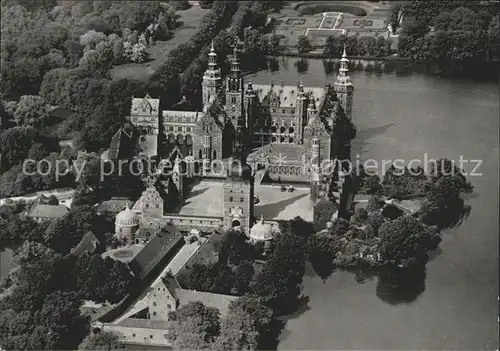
[110,5,209,82]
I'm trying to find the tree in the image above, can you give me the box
[169,301,221,350]
[266,33,280,55]
[350,208,368,225]
[297,35,313,55]
[171,0,191,11]
[13,95,48,128]
[0,126,35,170]
[221,229,254,265]
[378,216,441,266]
[47,195,59,205]
[73,151,102,190]
[324,35,342,57]
[234,261,254,294]
[214,295,272,350]
[366,211,385,235]
[79,331,125,350]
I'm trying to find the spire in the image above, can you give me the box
[211,40,215,52]
[339,45,349,76]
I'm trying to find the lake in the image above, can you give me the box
[246,57,499,350]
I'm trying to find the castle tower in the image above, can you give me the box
[307,96,318,124]
[202,41,222,107]
[172,156,184,201]
[310,136,322,202]
[129,93,160,136]
[223,162,254,233]
[295,80,308,144]
[244,81,258,147]
[333,46,354,120]
[225,43,247,161]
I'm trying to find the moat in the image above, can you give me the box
[246,57,499,350]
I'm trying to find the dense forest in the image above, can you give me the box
[391,0,499,77]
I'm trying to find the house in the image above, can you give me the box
[71,231,100,258]
[25,201,69,222]
[129,223,184,280]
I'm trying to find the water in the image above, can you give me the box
[247,58,499,350]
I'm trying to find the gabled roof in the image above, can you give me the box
[26,203,69,219]
[71,231,100,258]
[251,84,325,108]
[108,126,139,160]
[129,223,184,280]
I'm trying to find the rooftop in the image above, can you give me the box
[129,224,184,279]
[176,181,224,217]
[26,203,69,219]
[117,318,171,330]
[252,84,325,108]
[71,231,100,258]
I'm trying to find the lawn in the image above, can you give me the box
[110,5,208,82]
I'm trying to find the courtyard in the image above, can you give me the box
[177,181,224,217]
[254,185,313,222]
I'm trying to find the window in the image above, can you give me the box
[150,335,153,339]
[186,127,191,132]
[146,204,150,208]
[240,197,244,202]
[153,311,157,316]
[291,109,296,114]
[282,109,286,114]
[155,204,160,208]
[272,108,277,113]
[153,302,157,306]
[169,126,174,131]
[167,304,172,309]
[132,334,136,337]
[229,197,233,202]
[231,96,237,104]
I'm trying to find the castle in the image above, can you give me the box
[108,42,355,236]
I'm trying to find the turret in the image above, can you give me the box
[295,80,308,144]
[307,97,317,124]
[172,156,184,201]
[245,81,258,144]
[333,46,354,120]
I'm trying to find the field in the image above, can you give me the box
[110,5,208,82]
